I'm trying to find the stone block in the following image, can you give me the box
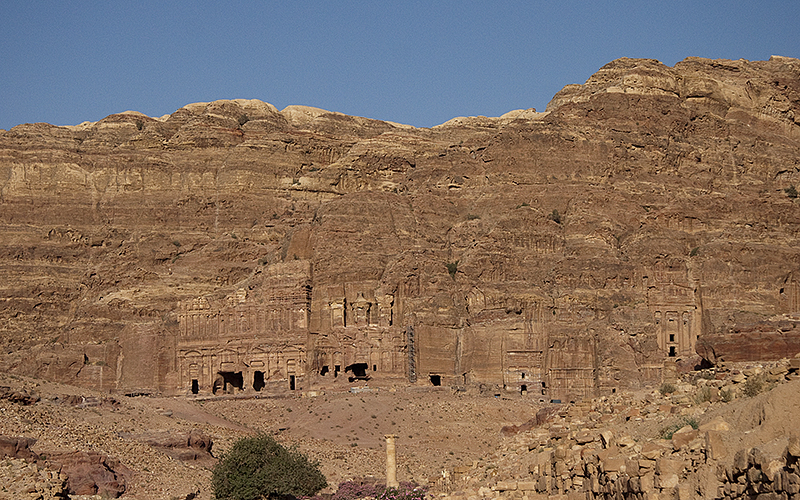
[787,436,800,459]
[658,473,679,490]
[671,426,699,450]
[574,430,595,445]
[705,430,727,461]
[734,448,750,475]
[676,484,694,500]
[656,457,685,476]
[517,482,537,491]
[495,481,518,491]
[626,459,641,477]
[600,430,615,449]
[755,493,784,500]
[764,459,787,482]
[536,475,550,493]
[641,441,669,460]
[602,457,625,473]
[699,417,731,432]
[747,467,763,483]
[522,494,548,500]
[589,475,600,493]
[639,459,656,469]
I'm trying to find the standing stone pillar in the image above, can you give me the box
[385,434,399,488]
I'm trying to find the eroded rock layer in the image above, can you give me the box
[2,57,800,400]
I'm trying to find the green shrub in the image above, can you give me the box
[548,209,562,224]
[659,416,699,440]
[742,374,765,398]
[786,185,798,199]
[694,386,714,404]
[720,387,734,402]
[446,261,459,280]
[211,434,327,500]
[659,382,677,395]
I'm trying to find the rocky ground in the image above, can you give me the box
[1,356,799,499]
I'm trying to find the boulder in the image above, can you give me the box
[51,451,131,498]
[0,435,38,460]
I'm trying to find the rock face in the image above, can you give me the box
[50,451,130,498]
[1,58,800,400]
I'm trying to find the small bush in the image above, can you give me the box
[238,114,250,127]
[694,386,714,404]
[720,388,734,402]
[327,480,426,500]
[742,374,765,397]
[446,261,459,280]
[548,209,562,224]
[659,382,677,395]
[659,416,699,440]
[211,434,326,500]
[786,185,798,199]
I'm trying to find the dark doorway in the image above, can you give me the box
[191,379,199,394]
[345,363,369,382]
[669,346,676,357]
[429,374,441,386]
[218,371,243,393]
[320,365,329,376]
[521,384,527,394]
[334,365,341,377]
[373,364,377,372]
[289,375,296,390]
[253,371,265,391]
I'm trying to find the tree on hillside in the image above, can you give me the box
[212,434,327,500]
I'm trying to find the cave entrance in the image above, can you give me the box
[345,363,369,382]
[191,379,199,395]
[289,375,296,390]
[334,365,341,377]
[320,365,329,376]
[216,371,243,394]
[520,384,527,394]
[429,374,441,386]
[253,371,265,391]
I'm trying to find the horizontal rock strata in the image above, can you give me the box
[1,57,800,397]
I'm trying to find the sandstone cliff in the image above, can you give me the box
[1,57,800,399]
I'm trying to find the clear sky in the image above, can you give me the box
[1,1,798,130]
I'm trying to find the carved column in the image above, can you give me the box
[385,434,399,488]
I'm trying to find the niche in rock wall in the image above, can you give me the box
[345,363,369,382]
[214,372,243,394]
[253,371,265,391]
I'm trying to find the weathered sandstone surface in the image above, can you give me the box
[1,57,800,400]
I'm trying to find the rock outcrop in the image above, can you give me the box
[1,56,800,398]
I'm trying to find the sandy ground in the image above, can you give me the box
[1,367,798,499]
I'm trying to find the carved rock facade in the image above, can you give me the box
[2,57,800,400]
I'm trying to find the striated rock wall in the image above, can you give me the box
[2,57,800,398]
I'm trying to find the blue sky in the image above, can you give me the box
[1,1,798,130]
